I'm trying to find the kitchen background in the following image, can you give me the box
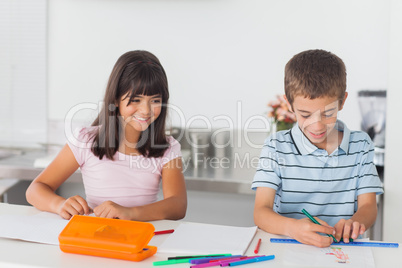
[1,0,401,242]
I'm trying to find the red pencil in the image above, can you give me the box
[154,229,174,235]
[254,238,262,254]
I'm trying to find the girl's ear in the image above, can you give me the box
[339,92,348,111]
[283,94,294,112]
[114,98,120,108]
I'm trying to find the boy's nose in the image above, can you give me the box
[305,115,326,130]
[310,120,326,130]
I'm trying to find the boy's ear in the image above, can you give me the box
[339,92,348,111]
[283,95,294,112]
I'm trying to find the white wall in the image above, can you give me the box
[383,0,402,242]
[48,0,389,131]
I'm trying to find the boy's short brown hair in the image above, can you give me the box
[284,49,347,106]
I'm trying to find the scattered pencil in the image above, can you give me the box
[254,238,262,254]
[154,229,174,235]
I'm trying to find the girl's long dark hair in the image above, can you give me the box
[90,50,170,160]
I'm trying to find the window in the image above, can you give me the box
[0,0,47,146]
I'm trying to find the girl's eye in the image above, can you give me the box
[152,99,162,104]
[324,113,334,118]
[130,99,141,103]
[301,115,310,119]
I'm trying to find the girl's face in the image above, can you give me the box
[286,93,347,150]
[118,93,163,133]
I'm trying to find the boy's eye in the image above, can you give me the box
[301,115,310,119]
[324,113,334,118]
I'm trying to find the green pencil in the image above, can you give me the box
[153,258,190,266]
[301,208,338,243]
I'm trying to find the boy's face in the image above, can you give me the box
[285,93,348,150]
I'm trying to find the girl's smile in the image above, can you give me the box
[132,115,151,124]
[119,93,162,133]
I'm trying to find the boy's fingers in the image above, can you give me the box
[343,223,352,243]
[334,225,344,242]
[333,219,348,242]
[351,222,362,239]
[360,224,366,235]
[311,233,333,248]
[312,223,335,235]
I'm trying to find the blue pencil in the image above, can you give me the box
[228,255,275,266]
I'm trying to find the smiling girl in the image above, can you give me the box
[26,50,187,221]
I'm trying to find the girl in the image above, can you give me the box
[26,50,187,221]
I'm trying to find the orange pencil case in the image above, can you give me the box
[58,215,157,262]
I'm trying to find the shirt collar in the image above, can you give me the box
[290,120,350,155]
[337,120,350,154]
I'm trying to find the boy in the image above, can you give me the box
[252,49,383,248]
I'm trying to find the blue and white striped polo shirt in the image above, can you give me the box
[251,120,383,226]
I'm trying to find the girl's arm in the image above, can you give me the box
[334,192,377,243]
[26,144,90,219]
[93,157,187,221]
[254,187,335,248]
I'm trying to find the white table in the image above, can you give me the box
[0,203,400,267]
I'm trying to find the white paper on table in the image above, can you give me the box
[0,212,69,245]
[283,242,375,268]
[158,222,258,255]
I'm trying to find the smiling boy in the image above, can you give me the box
[252,49,383,248]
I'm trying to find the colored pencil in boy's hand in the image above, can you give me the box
[301,209,338,243]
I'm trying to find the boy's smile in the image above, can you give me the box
[286,93,348,153]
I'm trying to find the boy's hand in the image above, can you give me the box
[57,195,92,220]
[289,218,336,248]
[94,200,133,220]
[334,219,366,243]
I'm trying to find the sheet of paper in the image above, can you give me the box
[283,243,375,268]
[158,222,257,255]
[0,212,69,245]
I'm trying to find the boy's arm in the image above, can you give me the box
[334,192,377,242]
[254,187,336,248]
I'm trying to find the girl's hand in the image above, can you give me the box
[93,201,133,220]
[334,219,366,243]
[57,195,91,220]
[289,218,336,248]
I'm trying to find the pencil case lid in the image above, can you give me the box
[58,215,156,261]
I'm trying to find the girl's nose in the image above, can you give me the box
[139,102,151,116]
